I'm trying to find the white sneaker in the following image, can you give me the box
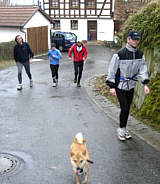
[30,80,33,87]
[17,84,23,90]
[117,128,126,141]
[124,128,132,139]
[52,82,57,87]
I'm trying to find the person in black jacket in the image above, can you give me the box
[14,35,34,90]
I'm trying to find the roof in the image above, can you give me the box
[0,6,54,27]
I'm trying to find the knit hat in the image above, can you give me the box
[51,43,56,47]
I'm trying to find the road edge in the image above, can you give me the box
[84,75,160,152]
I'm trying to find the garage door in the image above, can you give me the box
[27,26,48,55]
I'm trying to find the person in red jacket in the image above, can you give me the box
[68,40,88,87]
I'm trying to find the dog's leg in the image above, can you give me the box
[73,172,80,184]
[82,165,89,184]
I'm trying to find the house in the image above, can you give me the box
[42,0,114,42]
[0,6,54,55]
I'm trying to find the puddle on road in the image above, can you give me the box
[50,96,65,98]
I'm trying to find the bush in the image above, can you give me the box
[137,74,160,127]
[119,0,160,50]
[0,41,15,61]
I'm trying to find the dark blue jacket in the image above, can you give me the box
[14,42,34,63]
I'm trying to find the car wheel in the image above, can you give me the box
[59,45,64,52]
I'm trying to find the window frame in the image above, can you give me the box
[71,20,78,30]
[53,20,61,30]
[86,0,96,9]
[70,0,80,9]
[50,0,60,9]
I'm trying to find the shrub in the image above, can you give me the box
[0,41,15,61]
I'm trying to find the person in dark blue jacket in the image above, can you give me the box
[48,43,62,87]
[14,35,34,90]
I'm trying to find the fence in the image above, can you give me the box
[0,41,15,61]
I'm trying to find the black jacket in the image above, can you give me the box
[14,42,34,63]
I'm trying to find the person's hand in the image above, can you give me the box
[69,57,71,60]
[110,88,116,96]
[29,58,33,64]
[49,57,52,61]
[144,85,150,95]
[52,54,55,58]
[83,57,85,61]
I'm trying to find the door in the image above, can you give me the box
[27,26,48,55]
[88,21,97,41]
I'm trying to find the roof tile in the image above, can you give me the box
[0,7,39,27]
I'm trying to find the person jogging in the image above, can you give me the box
[106,30,150,141]
[14,35,34,90]
[48,43,62,87]
[68,40,88,87]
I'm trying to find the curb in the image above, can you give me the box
[84,75,160,152]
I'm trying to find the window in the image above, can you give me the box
[53,20,60,30]
[86,0,96,8]
[70,0,79,8]
[71,20,78,30]
[52,33,63,38]
[51,0,59,8]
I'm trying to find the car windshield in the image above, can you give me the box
[65,33,76,40]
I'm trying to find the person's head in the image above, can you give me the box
[77,40,82,47]
[127,30,140,48]
[15,35,23,44]
[51,43,56,50]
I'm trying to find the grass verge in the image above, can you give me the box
[0,60,15,70]
[93,75,160,133]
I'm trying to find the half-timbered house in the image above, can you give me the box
[43,0,114,41]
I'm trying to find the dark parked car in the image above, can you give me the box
[51,31,77,51]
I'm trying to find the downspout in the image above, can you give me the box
[20,27,26,42]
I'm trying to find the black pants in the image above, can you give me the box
[17,61,32,84]
[74,61,84,83]
[116,88,134,128]
[50,64,59,81]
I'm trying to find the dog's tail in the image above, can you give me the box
[75,132,86,144]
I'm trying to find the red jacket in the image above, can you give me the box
[68,43,88,62]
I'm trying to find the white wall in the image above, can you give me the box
[60,19,88,41]
[97,19,114,41]
[24,11,51,48]
[0,27,25,43]
[52,19,114,42]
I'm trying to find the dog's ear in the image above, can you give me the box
[70,152,74,157]
[82,150,86,156]
[83,138,86,143]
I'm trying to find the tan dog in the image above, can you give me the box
[70,132,91,184]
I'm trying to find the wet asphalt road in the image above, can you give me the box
[0,45,160,184]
